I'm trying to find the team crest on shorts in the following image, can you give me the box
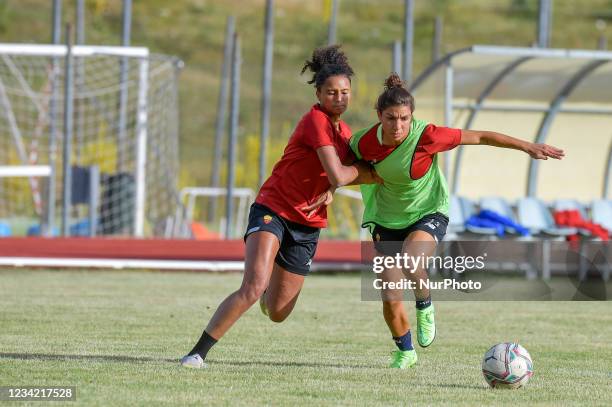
[375,233,380,241]
[263,215,273,224]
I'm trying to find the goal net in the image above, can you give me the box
[0,44,180,237]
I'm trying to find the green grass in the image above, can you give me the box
[1,269,611,406]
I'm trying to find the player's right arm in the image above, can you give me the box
[460,130,565,160]
[300,148,381,218]
[316,146,379,187]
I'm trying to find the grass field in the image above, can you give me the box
[1,269,611,406]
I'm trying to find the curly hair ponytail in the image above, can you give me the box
[301,44,354,89]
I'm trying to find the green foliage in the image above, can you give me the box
[2,0,612,192]
[0,1,8,34]
[508,0,539,19]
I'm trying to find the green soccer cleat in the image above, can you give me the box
[416,304,436,347]
[389,349,418,369]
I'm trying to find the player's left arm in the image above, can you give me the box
[460,130,565,160]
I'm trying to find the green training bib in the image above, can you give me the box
[350,118,450,232]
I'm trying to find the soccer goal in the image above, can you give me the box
[0,43,181,237]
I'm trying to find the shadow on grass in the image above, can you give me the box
[434,383,487,390]
[0,353,374,369]
[207,359,375,369]
[0,352,176,364]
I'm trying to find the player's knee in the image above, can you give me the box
[238,281,267,305]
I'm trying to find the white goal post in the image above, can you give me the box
[0,165,51,177]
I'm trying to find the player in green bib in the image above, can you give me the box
[350,73,564,369]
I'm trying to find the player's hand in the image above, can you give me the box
[355,161,384,185]
[371,168,384,185]
[300,189,334,218]
[526,143,565,160]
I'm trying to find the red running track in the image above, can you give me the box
[0,237,365,264]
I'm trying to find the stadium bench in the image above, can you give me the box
[478,196,528,238]
[517,197,577,238]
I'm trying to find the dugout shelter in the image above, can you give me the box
[409,45,612,202]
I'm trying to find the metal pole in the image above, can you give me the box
[75,0,85,162]
[259,0,274,188]
[61,24,74,237]
[443,62,453,182]
[537,0,552,48]
[52,0,62,44]
[76,0,85,45]
[392,40,402,75]
[45,0,62,236]
[432,16,443,63]
[226,33,241,239]
[597,20,607,50]
[598,35,607,50]
[133,58,149,237]
[604,140,612,199]
[327,0,339,45]
[209,15,235,222]
[402,0,414,83]
[88,165,99,237]
[121,0,132,53]
[117,0,132,172]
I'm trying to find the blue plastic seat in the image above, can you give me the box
[448,195,498,238]
[0,222,11,237]
[478,196,526,236]
[448,195,466,235]
[462,196,499,237]
[591,199,612,236]
[517,197,577,237]
[480,196,515,219]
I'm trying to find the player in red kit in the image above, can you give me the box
[181,45,380,368]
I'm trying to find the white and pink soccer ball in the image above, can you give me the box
[482,342,534,389]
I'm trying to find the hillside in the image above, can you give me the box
[2,0,611,189]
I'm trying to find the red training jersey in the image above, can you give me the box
[356,123,461,179]
[256,104,353,228]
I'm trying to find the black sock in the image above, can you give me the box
[392,330,414,351]
[188,330,217,359]
[415,296,432,310]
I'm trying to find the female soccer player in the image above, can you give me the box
[349,73,564,369]
[181,45,379,368]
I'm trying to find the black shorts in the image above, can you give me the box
[371,212,449,256]
[244,203,320,276]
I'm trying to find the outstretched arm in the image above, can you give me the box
[460,130,565,160]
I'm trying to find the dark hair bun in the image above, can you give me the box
[384,73,405,90]
[375,72,414,113]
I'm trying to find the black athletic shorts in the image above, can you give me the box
[371,212,449,256]
[244,203,320,276]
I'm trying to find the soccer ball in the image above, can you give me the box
[482,342,533,389]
